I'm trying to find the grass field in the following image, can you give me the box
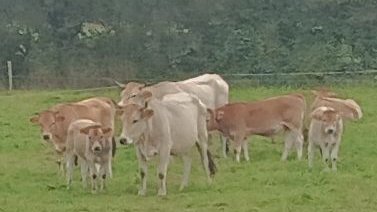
[0,85,376,212]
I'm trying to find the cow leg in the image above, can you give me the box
[57,156,65,177]
[307,141,315,170]
[99,164,107,191]
[65,153,75,190]
[88,162,98,194]
[107,159,113,179]
[330,143,340,172]
[208,133,213,145]
[242,139,250,162]
[321,143,331,172]
[295,133,304,160]
[136,148,148,196]
[220,135,228,158]
[79,158,89,189]
[282,131,295,161]
[157,148,170,196]
[179,154,192,191]
[234,144,242,163]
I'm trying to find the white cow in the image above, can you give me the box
[308,106,343,172]
[116,73,230,157]
[118,91,216,196]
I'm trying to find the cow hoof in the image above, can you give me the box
[157,189,167,196]
[179,185,186,192]
[321,167,331,173]
[138,190,146,196]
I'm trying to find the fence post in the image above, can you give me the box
[7,61,12,91]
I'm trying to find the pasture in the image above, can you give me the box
[0,85,376,212]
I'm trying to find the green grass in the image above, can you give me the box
[1,86,377,212]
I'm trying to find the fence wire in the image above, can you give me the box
[1,70,377,90]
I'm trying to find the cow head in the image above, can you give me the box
[80,125,112,154]
[30,110,65,142]
[118,82,146,106]
[311,106,341,135]
[206,108,223,131]
[118,103,154,145]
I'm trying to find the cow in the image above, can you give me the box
[118,91,216,196]
[308,106,343,172]
[207,94,306,162]
[29,97,117,175]
[65,119,113,193]
[311,90,362,121]
[115,73,230,157]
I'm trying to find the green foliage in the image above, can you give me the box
[1,86,377,211]
[1,0,377,86]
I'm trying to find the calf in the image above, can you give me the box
[65,119,113,193]
[118,91,216,196]
[308,106,343,172]
[207,94,306,162]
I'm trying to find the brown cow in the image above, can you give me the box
[30,97,117,174]
[207,94,306,162]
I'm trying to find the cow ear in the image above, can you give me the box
[141,109,154,119]
[30,116,39,124]
[80,125,102,135]
[141,91,152,100]
[216,110,225,121]
[311,108,324,120]
[101,128,112,136]
[55,115,65,122]
[138,83,146,90]
[116,107,124,116]
[206,108,214,120]
[80,126,91,135]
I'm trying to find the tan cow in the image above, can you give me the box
[116,73,230,157]
[311,90,362,121]
[308,106,343,172]
[118,91,216,196]
[29,97,117,174]
[207,94,306,162]
[65,119,113,193]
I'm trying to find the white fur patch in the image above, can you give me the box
[316,106,334,112]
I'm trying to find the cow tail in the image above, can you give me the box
[207,149,217,177]
[112,137,117,157]
[195,143,217,177]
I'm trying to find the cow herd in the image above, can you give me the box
[30,74,362,195]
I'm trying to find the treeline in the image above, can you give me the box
[1,0,377,87]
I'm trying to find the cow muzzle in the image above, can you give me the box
[42,134,51,141]
[119,137,133,145]
[55,146,66,154]
[325,128,335,134]
[92,145,102,153]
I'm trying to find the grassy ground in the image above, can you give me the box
[0,85,376,212]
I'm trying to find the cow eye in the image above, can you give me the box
[128,94,136,100]
[132,119,138,124]
[88,136,92,140]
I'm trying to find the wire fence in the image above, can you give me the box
[1,69,377,90]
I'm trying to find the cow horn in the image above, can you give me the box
[113,80,126,88]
